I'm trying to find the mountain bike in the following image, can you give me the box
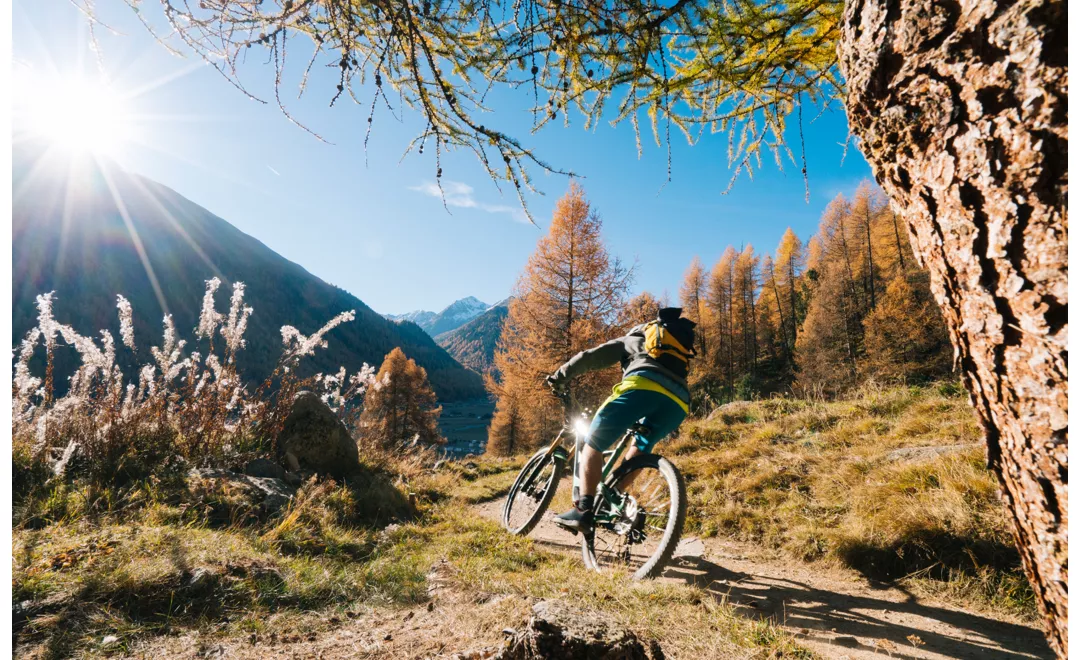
[501,393,687,580]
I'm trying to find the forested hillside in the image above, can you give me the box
[486,182,954,454]
[12,144,485,401]
[679,182,951,406]
[435,303,510,374]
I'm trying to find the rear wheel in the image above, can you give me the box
[503,450,564,536]
[582,453,686,579]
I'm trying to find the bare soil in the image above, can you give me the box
[122,489,1053,660]
[474,493,1054,660]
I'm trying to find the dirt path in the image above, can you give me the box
[475,495,1053,660]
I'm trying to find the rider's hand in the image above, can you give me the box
[546,374,567,397]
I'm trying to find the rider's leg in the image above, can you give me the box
[553,392,640,533]
[615,394,687,492]
[578,443,605,499]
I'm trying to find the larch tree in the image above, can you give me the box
[359,347,442,450]
[679,257,708,362]
[733,245,760,377]
[619,291,662,330]
[841,4,1066,646]
[850,182,887,310]
[704,247,738,399]
[107,0,1067,648]
[775,228,806,353]
[487,183,632,452]
[759,254,789,367]
[863,272,952,383]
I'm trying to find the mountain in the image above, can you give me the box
[386,309,437,327]
[435,300,510,374]
[425,296,490,336]
[12,143,485,401]
[386,296,490,337]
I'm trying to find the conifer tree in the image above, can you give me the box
[359,348,442,450]
[487,183,632,452]
[863,272,951,383]
[775,228,806,351]
[619,291,661,329]
[679,257,708,362]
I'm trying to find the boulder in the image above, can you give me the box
[276,391,360,478]
[244,458,287,480]
[885,443,981,464]
[705,401,756,425]
[188,468,296,515]
[497,600,660,660]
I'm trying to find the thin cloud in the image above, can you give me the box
[410,180,527,223]
[267,165,281,176]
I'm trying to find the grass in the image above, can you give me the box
[671,381,1036,620]
[13,380,1036,658]
[13,452,807,659]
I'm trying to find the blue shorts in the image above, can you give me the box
[585,388,687,454]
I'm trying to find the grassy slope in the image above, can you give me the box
[13,454,805,659]
[671,382,1035,620]
[12,382,1034,658]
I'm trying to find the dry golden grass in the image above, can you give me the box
[672,381,1035,620]
[13,453,808,659]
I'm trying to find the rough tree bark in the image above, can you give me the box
[839,0,1067,654]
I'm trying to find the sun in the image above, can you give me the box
[15,72,134,156]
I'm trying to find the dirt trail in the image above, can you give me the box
[475,495,1053,660]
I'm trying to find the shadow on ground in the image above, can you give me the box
[663,555,1053,660]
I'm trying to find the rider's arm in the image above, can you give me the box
[549,338,627,386]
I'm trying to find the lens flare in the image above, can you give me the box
[15,72,133,155]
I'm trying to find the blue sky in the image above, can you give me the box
[13,1,873,315]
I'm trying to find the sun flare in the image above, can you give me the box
[15,72,133,156]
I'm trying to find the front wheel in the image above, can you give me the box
[502,450,564,536]
[582,453,686,579]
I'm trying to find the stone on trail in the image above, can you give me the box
[188,468,296,515]
[496,600,662,660]
[244,457,287,480]
[276,391,361,478]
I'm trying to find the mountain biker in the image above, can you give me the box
[546,307,695,534]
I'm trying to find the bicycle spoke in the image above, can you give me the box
[505,455,559,534]
[586,461,678,577]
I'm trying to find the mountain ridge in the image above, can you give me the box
[12,143,485,401]
[434,299,511,374]
[386,295,492,338]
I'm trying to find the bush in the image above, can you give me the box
[13,281,375,491]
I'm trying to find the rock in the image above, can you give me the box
[188,468,296,515]
[245,458,286,480]
[276,391,360,478]
[497,600,659,659]
[833,636,860,648]
[885,443,981,464]
[705,401,756,424]
[102,635,120,646]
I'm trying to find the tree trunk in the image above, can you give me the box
[839,0,1067,654]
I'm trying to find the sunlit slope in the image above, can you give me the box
[11,143,484,400]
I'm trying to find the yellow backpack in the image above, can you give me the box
[641,309,696,378]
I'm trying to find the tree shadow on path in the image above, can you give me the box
[662,555,1053,660]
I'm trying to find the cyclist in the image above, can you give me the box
[546,307,695,534]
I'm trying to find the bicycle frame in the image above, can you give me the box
[526,394,644,525]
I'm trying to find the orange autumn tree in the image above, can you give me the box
[863,272,952,383]
[359,347,442,450]
[486,183,632,456]
[618,291,662,329]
